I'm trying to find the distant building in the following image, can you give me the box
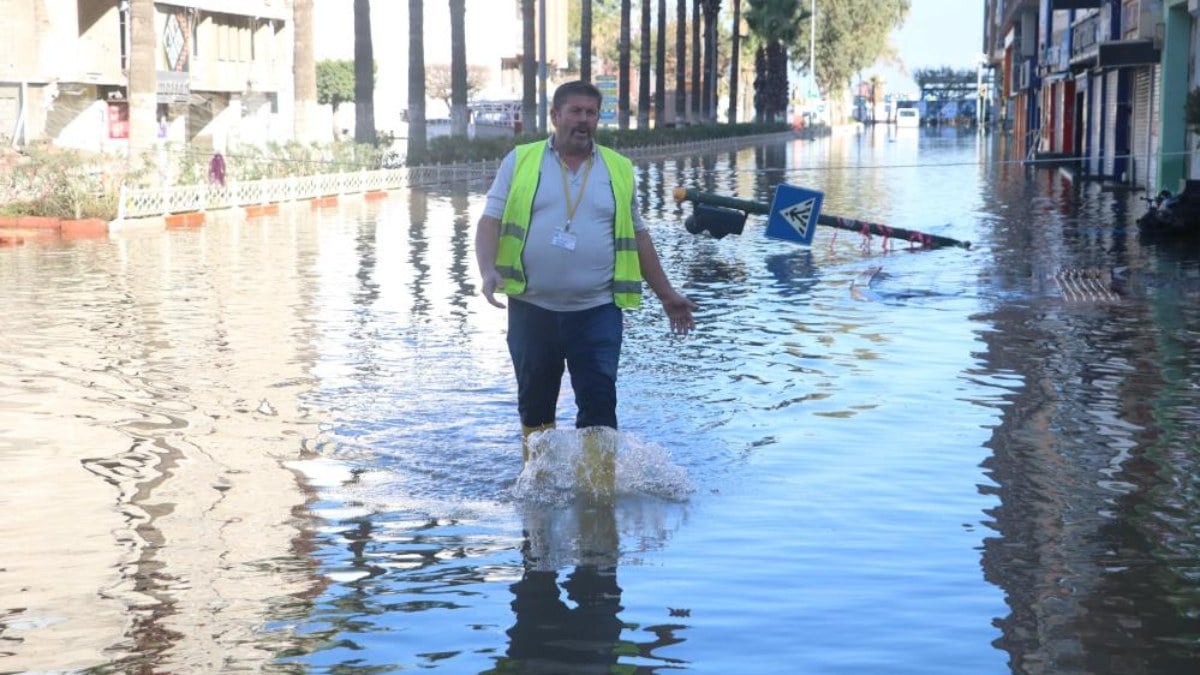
[0,0,295,153]
[984,0,1198,192]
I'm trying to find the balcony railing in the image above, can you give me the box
[1071,13,1100,60]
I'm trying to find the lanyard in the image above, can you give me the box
[557,154,594,231]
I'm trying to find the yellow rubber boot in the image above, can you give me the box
[578,427,617,502]
[521,422,556,464]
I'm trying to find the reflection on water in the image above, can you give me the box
[3,126,1200,672]
[497,508,624,672]
[0,211,327,671]
[974,200,1200,671]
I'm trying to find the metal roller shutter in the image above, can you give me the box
[1133,67,1150,189]
[1148,64,1161,192]
[1104,70,1118,178]
[1090,72,1103,176]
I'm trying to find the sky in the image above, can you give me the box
[862,0,988,99]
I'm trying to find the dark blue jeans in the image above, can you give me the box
[506,298,623,430]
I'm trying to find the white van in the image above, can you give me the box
[896,108,920,128]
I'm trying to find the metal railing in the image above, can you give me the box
[116,131,798,220]
[116,163,497,219]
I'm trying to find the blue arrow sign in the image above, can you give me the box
[765,184,824,245]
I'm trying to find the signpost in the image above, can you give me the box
[672,186,972,250]
[765,184,824,245]
[595,75,618,127]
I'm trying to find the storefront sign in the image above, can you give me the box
[157,71,190,104]
[157,9,191,103]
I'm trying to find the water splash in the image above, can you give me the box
[512,427,693,505]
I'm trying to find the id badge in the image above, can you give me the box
[551,229,578,251]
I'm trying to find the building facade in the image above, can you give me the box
[1,0,295,153]
[985,0,1199,193]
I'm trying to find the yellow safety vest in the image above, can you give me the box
[495,140,643,309]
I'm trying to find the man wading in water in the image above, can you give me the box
[474,80,696,499]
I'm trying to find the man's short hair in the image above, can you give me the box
[552,80,602,111]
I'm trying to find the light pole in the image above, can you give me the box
[809,0,816,99]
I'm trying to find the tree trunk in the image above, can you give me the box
[354,0,376,144]
[293,0,318,142]
[690,0,700,123]
[450,0,468,137]
[618,0,631,130]
[701,0,720,123]
[655,0,665,127]
[521,0,536,135]
[675,0,686,124]
[128,0,157,157]
[727,0,740,124]
[637,0,651,129]
[767,40,787,123]
[753,46,765,123]
[581,0,592,82]
[408,0,426,160]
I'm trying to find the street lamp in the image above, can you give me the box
[809,0,816,99]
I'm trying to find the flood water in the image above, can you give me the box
[3,126,1200,674]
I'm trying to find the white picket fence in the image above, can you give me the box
[117,163,498,220]
[116,131,796,220]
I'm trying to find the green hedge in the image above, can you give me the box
[414,122,792,165]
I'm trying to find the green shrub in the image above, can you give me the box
[412,122,791,165]
[418,133,542,165]
[0,145,132,219]
[159,139,387,184]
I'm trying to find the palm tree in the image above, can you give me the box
[128,0,156,155]
[728,0,741,124]
[408,0,426,160]
[293,0,317,142]
[581,0,593,82]
[655,0,666,126]
[450,0,468,137]
[619,0,631,129]
[354,0,376,144]
[868,74,883,123]
[638,0,651,128]
[690,0,700,122]
[745,0,801,124]
[675,0,686,125]
[701,0,721,123]
[522,0,536,135]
